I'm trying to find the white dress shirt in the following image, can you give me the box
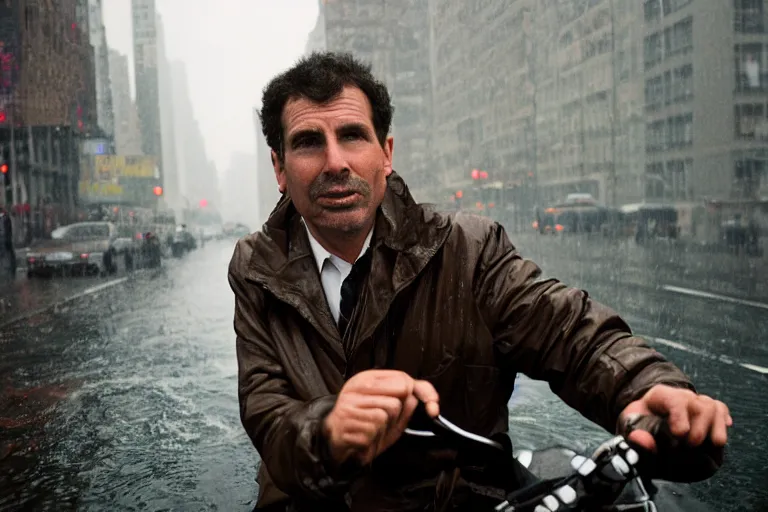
[303,221,373,324]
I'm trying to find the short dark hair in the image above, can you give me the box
[259,51,394,161]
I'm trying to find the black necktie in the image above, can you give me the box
[337,248,373,339]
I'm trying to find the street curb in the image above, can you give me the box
[0,277,128,330]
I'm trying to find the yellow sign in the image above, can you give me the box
[94,155,156,178]
[79,181,125,197]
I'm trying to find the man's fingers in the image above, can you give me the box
[337,418,386,449]
[709,401,730,447]
[643,386,693,437]
[413,379,440,417]
[346,370,414,399]
[343,393,404,421]
[687,396,715,446]
[627,429,656,453]
[344,402,391,426]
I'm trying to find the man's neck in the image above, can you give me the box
[306,221,374,264]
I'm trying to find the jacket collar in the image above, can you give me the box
[244,171,452,364]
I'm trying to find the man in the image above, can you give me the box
[0,207,15,275]
[229,52,731,512]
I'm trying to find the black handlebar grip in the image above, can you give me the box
[620,414,724,483]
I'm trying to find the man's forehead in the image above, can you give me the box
[283,86,374,133]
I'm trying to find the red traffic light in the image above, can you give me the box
[455,190,463,199]
[153,186,163,196]
[471,169,479,180]
[480,171,488,179]
[199,199,208,208]
[1,163,8,174]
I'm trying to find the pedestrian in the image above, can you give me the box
[0,207,15,275]
[228,51,731,512]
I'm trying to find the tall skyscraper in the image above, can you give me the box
[156,14,179,209]
[109,49,143,156]
[170,61,220,211]
[87,0,114,139]
[131,0,163,181]
[304,0,327,55]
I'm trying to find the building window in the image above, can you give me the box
[735,103,766,138]
[659,64,694,104]
[666,113,693,148]
[734,158,766,198]
[734,0,765,33]
[735,43,767,91]
[644,17,693,69]
[645,75,664,110]
[644,0,693,22]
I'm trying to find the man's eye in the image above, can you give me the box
[341,132,363,141]
[294,137,321,148]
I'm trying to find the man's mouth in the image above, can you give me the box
[316,189,363,208]
[318,188,358,199]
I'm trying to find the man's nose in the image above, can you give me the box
[324,139,348,175]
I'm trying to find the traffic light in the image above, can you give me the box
[153,186,163,196]
[1,145,9,205]
[471,169,489,181]
[199,198,208,208]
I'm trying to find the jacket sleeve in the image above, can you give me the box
[228,242,356,500]
[474,222,696,433]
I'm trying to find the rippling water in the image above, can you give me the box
[0,239,765,511]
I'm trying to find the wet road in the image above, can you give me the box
[0,234,766,511]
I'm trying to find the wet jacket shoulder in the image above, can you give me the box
[448,212,695,432]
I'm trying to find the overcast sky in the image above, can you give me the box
[102,0,318,175]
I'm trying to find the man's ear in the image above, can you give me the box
[383,135,394,176]
[272,151,286,193]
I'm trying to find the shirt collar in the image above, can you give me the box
[303,219,373,272]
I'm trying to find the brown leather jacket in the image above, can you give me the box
[228,172,694,511]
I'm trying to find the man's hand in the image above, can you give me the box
[323,370,440,466]
[620,384,733,452]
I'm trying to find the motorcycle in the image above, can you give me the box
[404,402,722,511]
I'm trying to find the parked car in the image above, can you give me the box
[26,222,120,278]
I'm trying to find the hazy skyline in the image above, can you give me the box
[102,0,318,175]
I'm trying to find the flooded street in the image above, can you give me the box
[0,237,765,511]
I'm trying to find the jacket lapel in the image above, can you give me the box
[245,199,346,366]
[243,173,453,373]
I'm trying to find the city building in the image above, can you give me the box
[87,0,114,139]
[428,0,768,225]
[316,0,434,201]
[170,61,220,213]
[156,14,179,210]
[253,105,281,225]
[304,0,326,54]
[131,0,163,181]
[427,0,537,216]
[643,0,768,202]
[0,0,98,243]
[109,49,143,156]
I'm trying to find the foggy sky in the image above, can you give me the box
[101,0,318,175]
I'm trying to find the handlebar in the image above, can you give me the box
[404,402,723,511]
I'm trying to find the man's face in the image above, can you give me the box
[273,86,393,237]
